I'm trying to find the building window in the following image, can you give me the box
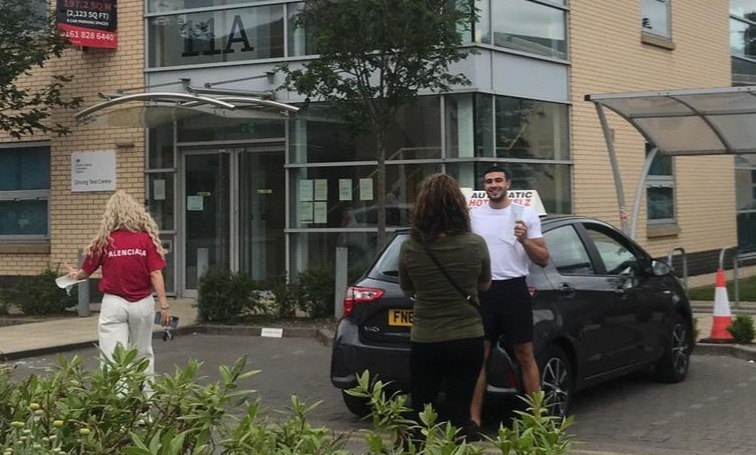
[735,155,756,254]
[0,143,50,239]
[490,0,567,59]
[641,0,671,38]
[646,145,675,225]
[148,4,285,68]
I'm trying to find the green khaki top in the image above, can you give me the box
[399,233,491,343]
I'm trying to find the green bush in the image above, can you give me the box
[197,269,267,323]
[0,350,576,454]
[727,314,755,344]
[297,267,335,318]
[0,347,348,455]
[266,272,298,318]
[1,267,76,316]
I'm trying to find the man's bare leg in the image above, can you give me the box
[513,342,540,394]
[470,339,492,427]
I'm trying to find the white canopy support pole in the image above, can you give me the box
[595,103,629,234]
[630,147,658,240]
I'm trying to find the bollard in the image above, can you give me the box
[77,250,91,317]
[334,247,348,320]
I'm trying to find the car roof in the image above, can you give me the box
[392,215,621,234]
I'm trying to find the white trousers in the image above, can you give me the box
[99,293,155,376]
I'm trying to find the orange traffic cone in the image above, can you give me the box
[704,269,734,343]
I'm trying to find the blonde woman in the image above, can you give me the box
[67,190,170,376]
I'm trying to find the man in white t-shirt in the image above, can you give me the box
[469,165,550,427]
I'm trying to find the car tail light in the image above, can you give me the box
[343,286,385,316]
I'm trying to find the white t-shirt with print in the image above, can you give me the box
[470,203,543,280]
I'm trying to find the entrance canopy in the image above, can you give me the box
[585,86,756,238]
[74,87,299,128]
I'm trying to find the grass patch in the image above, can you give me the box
[687,274,756,302]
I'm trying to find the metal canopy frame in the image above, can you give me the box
[74,88,299,125]
[585,85,756,239]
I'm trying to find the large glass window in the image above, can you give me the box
[736,155,756,253]
[641,0,671,39]
[0,144,50,239]
[148,4,284,68]
[289,98,441,164]
[148,0,270,14]
[645,145,675,225]
[288,163,441,229]
[495,96,569,160]
[730,17,756,60]
[491,0,567,59]
[445,93,493,158]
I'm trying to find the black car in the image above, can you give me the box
[330,215,694,417]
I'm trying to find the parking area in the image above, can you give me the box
[7,333,756,455]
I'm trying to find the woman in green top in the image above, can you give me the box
[399,173,491,440]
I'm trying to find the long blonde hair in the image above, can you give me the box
[85,190,166,259]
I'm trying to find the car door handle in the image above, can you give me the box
[558,282,576,296]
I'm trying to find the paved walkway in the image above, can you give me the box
[2,297,755,361]
[0,298,199,360]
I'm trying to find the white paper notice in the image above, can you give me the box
[359,178,374,201]
[314,179,328,201]
[299,202,314,223]
[153,179,166,201]
[339,179,352,201]
[314,201,327,223]
[261,327,284,338]
[187,195,204,211]
[299,180,314,201]
[55,275,86,289]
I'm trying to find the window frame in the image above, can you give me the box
[0,142,51,241]
[645,145,676,226]
[641,0,672,39]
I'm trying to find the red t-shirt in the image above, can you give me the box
[82,230,166,302]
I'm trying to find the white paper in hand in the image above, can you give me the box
[55,275,86,289]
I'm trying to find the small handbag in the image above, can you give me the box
[420,242,483,317]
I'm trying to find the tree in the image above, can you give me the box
[0,0,81,138]
[279,0,476,249]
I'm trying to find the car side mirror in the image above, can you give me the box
[650,260,672,277]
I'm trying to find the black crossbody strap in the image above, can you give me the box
[420,242,482,315]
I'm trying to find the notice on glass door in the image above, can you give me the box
[339,179,352,201]
[153,179,166,201]
[299,202,314,223]
[314,179,328,200]
[187,195,203,211]
[299,180,313,201]
[359,178,373,201]
[314,201,327,223]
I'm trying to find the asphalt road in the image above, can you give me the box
[6,333,756,455]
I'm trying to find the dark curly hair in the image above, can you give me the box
[410,173,470,242]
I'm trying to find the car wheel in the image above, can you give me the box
[539,345,572,418]
[653,313,691,383]
[341,390,371,417]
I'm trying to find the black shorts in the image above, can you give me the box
[480,277,534,345]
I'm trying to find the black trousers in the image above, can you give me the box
[410,337,484,429]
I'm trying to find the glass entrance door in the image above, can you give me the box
[181,146,285,295]
[183,151,231,292]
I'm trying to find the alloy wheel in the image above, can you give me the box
[671,322,689,376]
[541,355,570,417]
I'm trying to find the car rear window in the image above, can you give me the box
[367,233,408,280]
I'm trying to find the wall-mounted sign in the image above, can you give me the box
[71,151,116,192]
[56,0,118,49]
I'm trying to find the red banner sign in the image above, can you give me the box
[56,0,118,49]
